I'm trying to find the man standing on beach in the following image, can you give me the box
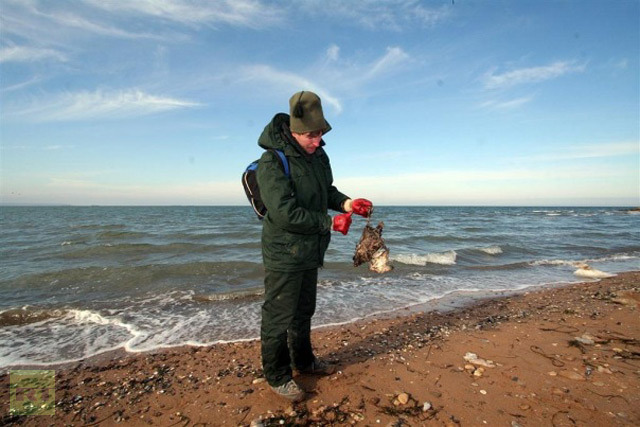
[256,91,372,401]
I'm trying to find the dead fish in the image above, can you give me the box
[353,222,393,273]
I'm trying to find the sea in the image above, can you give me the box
[1,206,638,369]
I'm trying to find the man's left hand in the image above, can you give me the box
[333,212,352,235]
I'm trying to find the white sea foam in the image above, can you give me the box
[533,210,562,214]
[69,309,143,341]
[530,253,639,268]
[586,254,639,263]
[530,259,580,267]
[478,246,503,255]
[392,250,457,266]
[70,309,110,324]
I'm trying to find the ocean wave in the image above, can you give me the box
[167,230,261,241]
[60,241,261,259]
[7,261,265,292]
[386,234,485,245]
[530,259,583,267]
[532,210,572,215]
[60,239,89,246]
[392,250,457,266]
[466,262,531,271]
[68,309,142,340]
[477,246,503,255]
[530,253,639,268]
[0,309,147,368]
[587,253,640,263]
[96,230,154,240]
[60,242,213,259]
[71,224,126,231]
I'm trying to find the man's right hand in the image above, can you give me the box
[332,212,352,235]
[352,198,373,217]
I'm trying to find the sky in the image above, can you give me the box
[1,0,638,206]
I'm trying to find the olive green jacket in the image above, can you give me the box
[256,113,349,271]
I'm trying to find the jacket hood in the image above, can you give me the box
[258,113,326,154]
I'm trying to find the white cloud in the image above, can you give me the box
[1,76,42,93]
[84,0,282,28]
[235,45,409,113]
[336,165,637,205]
[479,96,533,110]
[239,65,343,113]
[44,145,75,151]
[0,45,66,63]
[326,44,340,62]
[613,58,629,70]
[38,176,243,205]
[298,0,451,31]
[1,0,277,48]
[46,11,163,40]
[11,89,202,122]
[483,61,585,89]
[522,141,640,162]
[565,141,639,159]
[367,47,410,79]
[1,1,163,43]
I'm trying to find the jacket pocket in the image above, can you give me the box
[264,230,318,267]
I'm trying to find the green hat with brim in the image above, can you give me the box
[289,91,332,134]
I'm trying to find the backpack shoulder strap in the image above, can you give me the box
[269,149,290,178]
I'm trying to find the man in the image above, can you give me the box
[256,91,372,401]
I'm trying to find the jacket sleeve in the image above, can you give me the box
[257,151,333,234]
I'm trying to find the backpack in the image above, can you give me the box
[242,149,290,219]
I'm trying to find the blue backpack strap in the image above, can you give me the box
[273,149,290,178]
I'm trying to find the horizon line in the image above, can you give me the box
[2,203,638,208]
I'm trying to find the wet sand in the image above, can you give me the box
[2,271,638,426]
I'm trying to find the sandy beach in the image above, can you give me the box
[2,271,638,426]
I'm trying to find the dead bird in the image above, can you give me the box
[353,222,393,273]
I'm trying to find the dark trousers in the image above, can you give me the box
[261,268,317,387]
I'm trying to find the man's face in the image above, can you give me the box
[292,130,323,154]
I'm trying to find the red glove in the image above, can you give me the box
[352,198,373,217]
[332,212,352,235]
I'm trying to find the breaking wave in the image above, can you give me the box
[392,250,457,266]
[68,309,143,343]
[530,253,639,268]
[478,246,503,255]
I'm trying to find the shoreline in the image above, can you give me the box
[2,271,638,425]
[1,276,601,372]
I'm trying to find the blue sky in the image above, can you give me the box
[1,0,638,206]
